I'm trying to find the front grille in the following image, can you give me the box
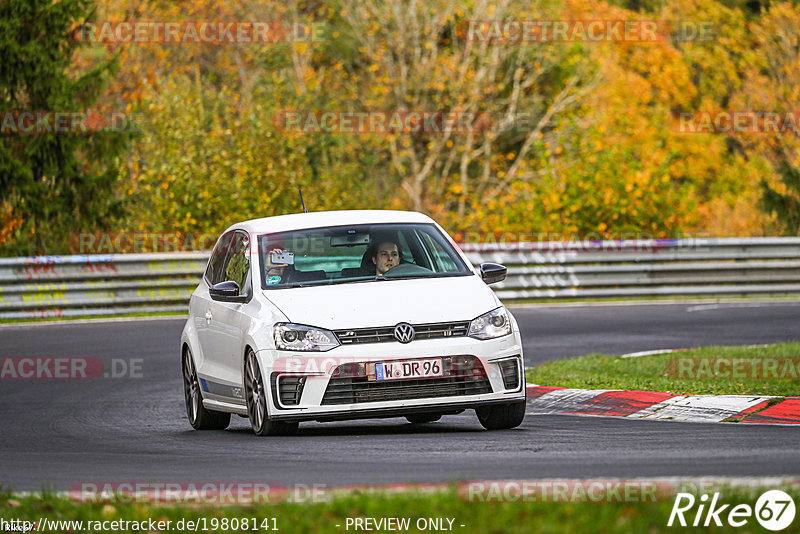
[271,374,306,407]
[498,358,521,390]
[321,355,491,405]
[334,321,470,345]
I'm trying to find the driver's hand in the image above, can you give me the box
[266,248,289,272]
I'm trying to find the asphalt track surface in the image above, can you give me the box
[1,301,798,491]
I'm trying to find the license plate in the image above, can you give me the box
[375,359,443,381]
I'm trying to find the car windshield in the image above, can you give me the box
[257,223,471,289]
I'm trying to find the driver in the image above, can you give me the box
[372,241,400,276]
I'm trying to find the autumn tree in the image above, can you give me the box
[716,2,800,235]
[7,0,796,255]
[0,0,129,254]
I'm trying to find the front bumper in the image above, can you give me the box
[257,333,525,422]
[268,398,521,422]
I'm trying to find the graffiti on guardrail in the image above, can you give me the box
[21,263,57,279]
[27,308,64,318]
[81,263,118,274]
[15,258,118,280]
[531,251,578,264]
[22,291,67,303]
[136,288,194,298]
[520,272,581,288]
[147,260,207,272]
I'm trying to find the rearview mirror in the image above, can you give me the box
[480,263,507,285]
[209,280,247,303]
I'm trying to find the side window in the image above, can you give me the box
[223,232,250,294]
[418,230,458,272]
[396,231,416,264]
[205,232,235,286]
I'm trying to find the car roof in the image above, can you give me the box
[227,210,436,234]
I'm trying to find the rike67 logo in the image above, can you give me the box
[668,490,796,531]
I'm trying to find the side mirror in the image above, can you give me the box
[209,280,247,303]
[480,263,507,285]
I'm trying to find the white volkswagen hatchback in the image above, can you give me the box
[181,210,526,436]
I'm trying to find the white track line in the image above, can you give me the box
[620,348,686,359]
[687,301,800,312]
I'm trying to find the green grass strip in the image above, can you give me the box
[525,343,800,396]
[2,484,799,533]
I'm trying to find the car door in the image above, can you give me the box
[204,230,250,400]
[195,230,235,383]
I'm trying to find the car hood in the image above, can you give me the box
[262,275,499,329]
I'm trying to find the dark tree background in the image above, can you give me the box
[0,0,128,254]
[761,162,800,236]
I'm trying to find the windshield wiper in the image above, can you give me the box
[269,276,376,288]
[266,282,314,288]
[382,273,470,281]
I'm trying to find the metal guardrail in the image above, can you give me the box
[464,237,800,300]
[1,238,799,319]
[0,253,208,320]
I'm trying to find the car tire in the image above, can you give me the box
[476,400,526,430]
[406,414,442,424]
[244,349,299,437]
[182,349,231,430]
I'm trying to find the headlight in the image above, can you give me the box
[273,323,340,352]
[468,307,512,340]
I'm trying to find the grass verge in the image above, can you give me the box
[2,484,798,533]
[525,343,800,396]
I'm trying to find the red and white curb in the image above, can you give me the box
[526,385,800,425]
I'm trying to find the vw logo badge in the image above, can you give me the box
[394,322,415,343]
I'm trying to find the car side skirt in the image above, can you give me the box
[203,398,249,416]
